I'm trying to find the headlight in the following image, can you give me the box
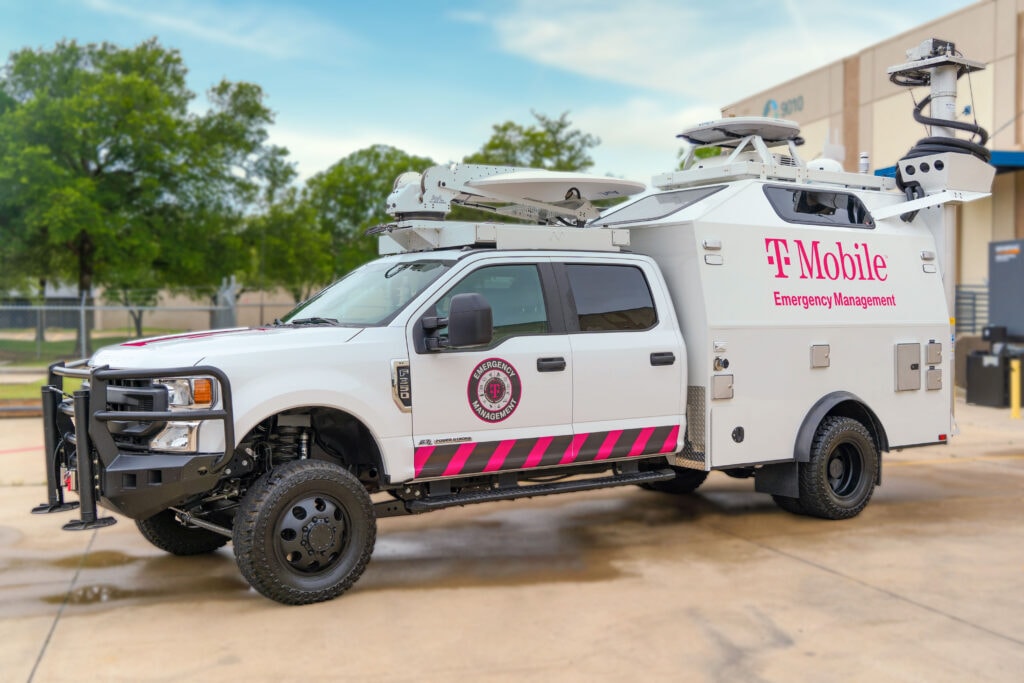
[156,377,216,410]
[150,421,200,452]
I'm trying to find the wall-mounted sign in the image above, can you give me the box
[763,95,804,119]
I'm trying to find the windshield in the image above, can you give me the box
[279,258,453,326]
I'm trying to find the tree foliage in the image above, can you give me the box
[0,39,612,335]
[464,111,599,172]
[303,145,435,276]
[0,38,280,345]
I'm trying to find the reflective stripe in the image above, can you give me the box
[412,424,679,480]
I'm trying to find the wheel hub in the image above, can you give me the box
[304,518,337,553]
[829,458,845,479]
[276,495,347,572]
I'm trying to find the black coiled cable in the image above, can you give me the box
[901,94,990,163]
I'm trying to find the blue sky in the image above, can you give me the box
[1,0,976,183]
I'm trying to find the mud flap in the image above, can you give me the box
[754,461,799,498]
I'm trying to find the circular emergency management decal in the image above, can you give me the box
[468,358,522,423]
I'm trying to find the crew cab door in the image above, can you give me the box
[407,258,574,480]
[559,258,685,458]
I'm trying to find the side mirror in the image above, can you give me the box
[446,293,493,348]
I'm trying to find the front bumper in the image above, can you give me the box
[34,361,234,526]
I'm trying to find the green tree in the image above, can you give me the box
[303,145,435,276]
[678,145,722,169]
[464,111,600,171]
[0,39,279,349]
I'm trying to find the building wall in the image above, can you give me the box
[722,0,1021,286]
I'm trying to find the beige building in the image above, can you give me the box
[723,0,1023,288]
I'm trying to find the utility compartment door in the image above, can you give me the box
[561,259,685,458]
[407,260,574,479]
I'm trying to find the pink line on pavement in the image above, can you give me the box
[0,445,42,455]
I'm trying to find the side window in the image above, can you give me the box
[565,264,657,331]
[436,264,549,343]
[764,185,874,228]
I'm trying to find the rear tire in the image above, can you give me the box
[798,416,878,520]
[233,460,376,605]
[136,509,229,556]
[643,466,708,494]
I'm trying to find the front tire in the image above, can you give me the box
[798,416,878,520]
[136,509,229,556]
[233,460,376,605]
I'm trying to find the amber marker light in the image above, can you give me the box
[192,378,213,405]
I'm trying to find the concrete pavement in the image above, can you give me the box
[1,395,1022,682]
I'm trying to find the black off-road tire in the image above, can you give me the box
[771,494,806,516]
[643,466,709,494]
[798,416,878,520]
[233,460,376,605]
[136,509,229,556]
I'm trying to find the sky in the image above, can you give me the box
[0,0,978,183]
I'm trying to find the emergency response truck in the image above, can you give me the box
[31,40,995,604]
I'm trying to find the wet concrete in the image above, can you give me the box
[1,396,1023,682]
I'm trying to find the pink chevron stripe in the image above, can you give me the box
[660,425,680,453]
[483,439,516,473]
[595,430,622,460]
[414,446,435,477]
[523,436,553,469]
[559,433,590,465]
[443,442,477,477]
[628,427,655,457]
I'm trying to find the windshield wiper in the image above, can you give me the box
[286,317,340,326]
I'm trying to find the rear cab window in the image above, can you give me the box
[563,264,657,332]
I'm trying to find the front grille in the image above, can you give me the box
[106,379,169,448]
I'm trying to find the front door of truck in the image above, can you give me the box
[407,258,574,480]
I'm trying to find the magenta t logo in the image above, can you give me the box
[765,238,790,279]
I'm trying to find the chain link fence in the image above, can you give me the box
[0,284,297,364]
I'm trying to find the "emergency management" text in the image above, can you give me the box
[773,291,897,309]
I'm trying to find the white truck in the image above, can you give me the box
[32,40,994,604]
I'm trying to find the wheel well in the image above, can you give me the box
[794,392,888,463]
[827,401,887,455]
[235,407,386,490]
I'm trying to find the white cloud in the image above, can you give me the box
[467,0,964,106]
[83,0,356,60]
[268,126,469,181]
[574,98,722,180]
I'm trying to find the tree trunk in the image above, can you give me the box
[34,279,47,343]
[129,309,144,338]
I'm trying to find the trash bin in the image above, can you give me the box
[966,350,1024,407]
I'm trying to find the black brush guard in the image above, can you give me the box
[31,361,234,530]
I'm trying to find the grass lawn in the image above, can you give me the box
[0,377,84,401]
[0,328,182,366]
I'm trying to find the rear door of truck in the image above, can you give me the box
[558,256,686,459]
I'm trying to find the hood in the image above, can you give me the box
[90,326,365,370]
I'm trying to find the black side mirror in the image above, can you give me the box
[446,293,493,348]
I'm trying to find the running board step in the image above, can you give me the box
[377,468,677,517]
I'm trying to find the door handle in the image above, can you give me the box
[650,352,676,366]
[537,357,567,372]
